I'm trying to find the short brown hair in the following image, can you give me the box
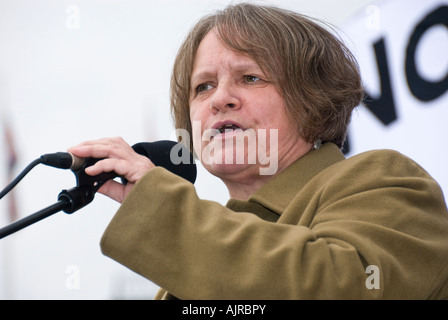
[170,3,363,149]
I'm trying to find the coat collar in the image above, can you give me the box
[226,143,345,220]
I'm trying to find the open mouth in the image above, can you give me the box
[217,123,242,133]
[210,121,246,140]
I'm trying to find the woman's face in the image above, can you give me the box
[189,30,311,190]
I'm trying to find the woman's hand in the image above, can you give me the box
[68,137,155,203]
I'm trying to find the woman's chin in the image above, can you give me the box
[203,160,257,179]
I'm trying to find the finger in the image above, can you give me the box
[85,154,154,182]
[69,137,154,184]
[84,158,126,176]
[68,137,130,158]
[68,144,121,159]
[71,136,127,148]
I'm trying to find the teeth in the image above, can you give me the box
[219,124,240,133]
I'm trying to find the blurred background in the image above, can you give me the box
[0,0,446,299]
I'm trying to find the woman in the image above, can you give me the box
[69,3,448,299]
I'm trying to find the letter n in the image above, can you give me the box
[363,38,397,125]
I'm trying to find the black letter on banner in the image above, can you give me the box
[363,38,398,125]
[405,6,448,102]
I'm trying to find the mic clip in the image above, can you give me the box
[58,158,118,214]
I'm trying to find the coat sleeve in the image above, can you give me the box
[100,151,448,299]
[100,167,314,299]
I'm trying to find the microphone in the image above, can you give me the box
[0,140,197,238]
[56,140,196,213]
[40,140,197,184]
[40,152,85,170]
[131,140,197,184]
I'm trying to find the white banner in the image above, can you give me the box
[342,0,448,199]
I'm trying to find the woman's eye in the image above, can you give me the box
[196,83,213,93]
[244,75,261,83]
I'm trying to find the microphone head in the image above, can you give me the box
[132,140,197,184]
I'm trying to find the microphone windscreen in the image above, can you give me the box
[131,140,197,184]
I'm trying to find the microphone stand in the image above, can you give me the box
[0,197,71,239]
[0,158,117,239]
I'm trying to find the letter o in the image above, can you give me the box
[405,6,448,102]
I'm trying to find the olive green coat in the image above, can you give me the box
[100,143,448,299]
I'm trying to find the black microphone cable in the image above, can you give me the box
[0,152,80,200]
[0,157,43,200]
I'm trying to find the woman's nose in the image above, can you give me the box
[209,82,241,113]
